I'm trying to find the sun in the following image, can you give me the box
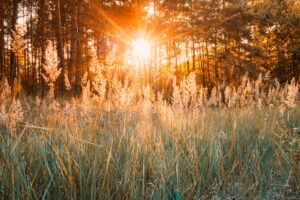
[131,37,152,59]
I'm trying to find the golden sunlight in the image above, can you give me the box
[131,37,152,59]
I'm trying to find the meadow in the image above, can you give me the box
[0,73,299,199]
[1,0,300,199]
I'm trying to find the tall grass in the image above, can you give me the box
[0,106,299,198]
[0,70,299,199]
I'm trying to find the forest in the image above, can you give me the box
[0,0,300,199]
[0,0,299,95]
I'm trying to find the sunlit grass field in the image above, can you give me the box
[0,74,300,199]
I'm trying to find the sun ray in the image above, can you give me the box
[87,1,130,41]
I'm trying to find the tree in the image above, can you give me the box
[0,0,5,79]
[10,0,20,87]
[253,0,300,81]
[0,0,298,96]
[54,0,66,93]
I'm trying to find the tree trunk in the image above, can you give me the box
[192,41,195,71]
[214,36,219,81]
[10,0,19,87]
[186,41,190,73]
[199,42,206,86]
[0,0,5,79]
[54,0,65,93]
[74,0,83,96]
[205,39,210,83]
[38,0,46,95]
[69,0,78,93]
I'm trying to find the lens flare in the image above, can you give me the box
[131,38,151,59]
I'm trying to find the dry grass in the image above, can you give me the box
[0,102,299,199]
[0,74,299,199]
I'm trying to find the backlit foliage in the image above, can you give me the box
[42,42,62,99]
[0,67,299,198]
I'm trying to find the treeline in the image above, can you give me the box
[0,0,299,96]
